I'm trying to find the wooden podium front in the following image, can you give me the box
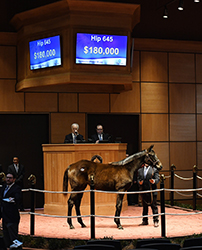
[42,143,128,216]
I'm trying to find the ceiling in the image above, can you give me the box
[0,0,202,41]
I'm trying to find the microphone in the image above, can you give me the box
[75,130,78,135]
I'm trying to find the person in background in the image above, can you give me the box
[0,172,23,249]
[0,164,5,186]
[137,163,159,227]
[91,124,111,143]
[64,123,84,143]
[7,157,25,211]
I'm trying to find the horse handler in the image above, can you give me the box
[137,163,160,227]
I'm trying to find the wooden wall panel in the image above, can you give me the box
[169,53,195,83]
[110,82,140,113]
[79,94,109,112]
[25,93,58,112]
[135,38,202,54]
[132,51,140,82]
[170,114,196,141]
[196,54,202,83]
[141,114,169,141]
[51,113,86,143]
[0,80,24,111]
[169,84,195,113]
[141,51,168,82]
[196,84,202,113]
[17,40,26,82]
[0,46,16,79]
[141,82,168,113]
[0,32,17,46]
[197,142,202,168]
[59,93,78,112]
[141,142,169,171]
[170,142,196,170]
[197,115,202,141]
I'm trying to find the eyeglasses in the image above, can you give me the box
[6,176,13,179]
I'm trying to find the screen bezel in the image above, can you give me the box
[72,30,131,73]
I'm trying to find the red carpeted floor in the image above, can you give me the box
[19,206,202,240]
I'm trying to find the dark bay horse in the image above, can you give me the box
[63,145,162,229]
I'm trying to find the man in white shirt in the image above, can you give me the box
[64,123,84,143]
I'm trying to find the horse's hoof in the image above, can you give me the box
[81,224,87,228]
[70,225,75,229]
[118,225,124,230]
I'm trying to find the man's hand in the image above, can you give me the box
[149,179,155,184]
[139,180,143,185]
[9,197,15,202]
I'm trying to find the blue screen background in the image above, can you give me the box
[29,35,61,70]
[76,33,127,66]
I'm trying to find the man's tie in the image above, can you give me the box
[99,134,102,140]
[4,186,9,197]
[144,166,149,179]
[15,164,18,173]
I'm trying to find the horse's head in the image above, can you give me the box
[144,145,163,170]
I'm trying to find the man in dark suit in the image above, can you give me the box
[0,172,22,249]
[91,124,111,143]
[64,123,84,143]
[137,163,159,227]
[7,157,25,211]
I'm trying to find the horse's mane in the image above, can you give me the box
[111,149,147,166]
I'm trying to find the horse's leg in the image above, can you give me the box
[67,193,75,229]
[114,193,124,229]
[75,192,86,228]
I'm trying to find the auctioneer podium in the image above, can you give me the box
[42,143,128,216]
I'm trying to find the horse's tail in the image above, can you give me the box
[63,167,69,196]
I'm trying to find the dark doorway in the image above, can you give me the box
[0,114,49,208]
[87,113,139,155]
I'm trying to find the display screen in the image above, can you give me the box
[76,33,127,66]
[29,35,61,70]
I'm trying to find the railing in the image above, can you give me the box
[19,172,202,239]
[2,168,202,239]
[165,164,201,210]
